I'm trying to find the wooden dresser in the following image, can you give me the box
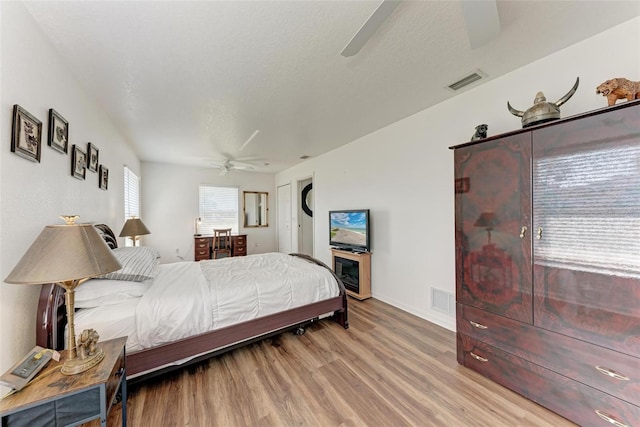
[194,234,247,260]
[451,100,640,426]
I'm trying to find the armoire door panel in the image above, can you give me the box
[533,105,640,355]
[455,133,532,323]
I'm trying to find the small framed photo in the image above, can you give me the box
[99,165,109,190]
[11,105,42,162]
[48,109,68,154]
[87,143,99,172]
[71,144,87,180]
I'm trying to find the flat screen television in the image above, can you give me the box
[329,209,370,252]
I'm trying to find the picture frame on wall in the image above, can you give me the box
[71,144,87,180]
[11,105,42,163]
[87,143,99,172]
[48,109,68,154]
[99,165,109,190]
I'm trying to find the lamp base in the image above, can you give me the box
[61,347,105,375]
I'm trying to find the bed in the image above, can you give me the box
[35,224,348,381]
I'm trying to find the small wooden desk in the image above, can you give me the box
[0,337,127,426]
[194,234,247,260]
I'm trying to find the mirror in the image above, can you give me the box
[243,191,269,227]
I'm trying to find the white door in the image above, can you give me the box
[277,184,292,253]
[298,178,313,256]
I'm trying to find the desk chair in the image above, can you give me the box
[213,228,232,259]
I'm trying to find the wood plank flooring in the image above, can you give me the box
[99,298,575,426]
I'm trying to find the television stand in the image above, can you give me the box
[331,249,371,300]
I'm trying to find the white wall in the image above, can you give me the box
[141,161,277,262]
[276,17,640,331]
[0,2,140,375]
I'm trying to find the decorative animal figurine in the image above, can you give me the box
[470,124,488,141]
[77,328,100,359]
[596,78,640,106]
[508,77,579,128]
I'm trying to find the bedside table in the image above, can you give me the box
[0,337,127,426]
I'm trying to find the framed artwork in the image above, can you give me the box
[11,105,42,162]
[99,165,109,190]
[71,144,87,180]
[48,109,68,154]
[87,143,99,172]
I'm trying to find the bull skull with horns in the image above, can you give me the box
[508,77,580,128]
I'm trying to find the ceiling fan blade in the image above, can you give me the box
[340,0,401,57]
[239,130,260,152]
[233,165,254,171]
[218,168,228,176]
[460,0,501,49]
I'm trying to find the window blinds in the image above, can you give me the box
[199,185,239,234]
[124,166,140,218]
[533,144,640,278]
[123,166,140,247]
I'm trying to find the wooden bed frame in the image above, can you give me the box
[35,225,348,382]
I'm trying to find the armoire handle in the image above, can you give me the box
[519,226,527,239]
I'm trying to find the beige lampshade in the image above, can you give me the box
[119,217,151,238]
[5,222,121,285]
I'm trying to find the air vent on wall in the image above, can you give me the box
[431,287,454,315]
[447,70,487,92]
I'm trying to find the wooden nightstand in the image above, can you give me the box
[0,337,127,426]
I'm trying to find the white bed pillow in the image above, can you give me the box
[75,278,149,308]
[98,246,160,282]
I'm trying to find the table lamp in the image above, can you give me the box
[119,217,150,246]
[194,217,201,236]
[4,216,121,375]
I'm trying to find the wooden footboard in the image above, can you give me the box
[36,253,348,381]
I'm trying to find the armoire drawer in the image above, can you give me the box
[458,303,640,405]
[458,334,640,427]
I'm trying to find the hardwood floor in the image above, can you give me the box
[100,298,575,426]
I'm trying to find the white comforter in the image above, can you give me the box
[135,252,339,348]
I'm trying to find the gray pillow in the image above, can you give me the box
[98,246,160,282]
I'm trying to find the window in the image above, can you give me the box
[199,185,239,234]
[123,166,140,247]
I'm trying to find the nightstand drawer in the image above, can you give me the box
[105,346,126,409]
[232,235,246,245]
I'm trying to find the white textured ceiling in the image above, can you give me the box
[23,1,640,173]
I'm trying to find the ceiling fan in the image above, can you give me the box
[341,0,500,57]
[210,159,255,176]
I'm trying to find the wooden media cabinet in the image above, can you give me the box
[331,249,371,300]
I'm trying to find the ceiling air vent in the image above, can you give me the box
[447,70,487,92]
